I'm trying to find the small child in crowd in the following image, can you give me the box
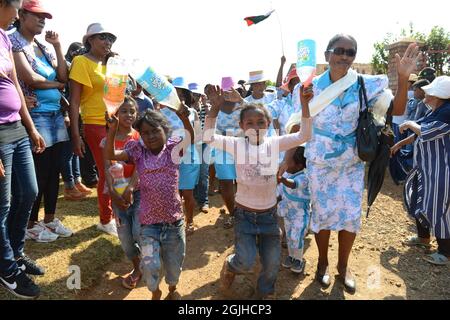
[105,103,194,300]
[278,146,310,274]
[101,97,141,290]
[204,85,313,299]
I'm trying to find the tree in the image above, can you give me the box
[371,24,449,75]
[422,26,450,75]
[371,34,394,74]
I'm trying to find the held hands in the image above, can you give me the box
[45,31,61,47]
[281,55,286,65]
[396,43,422,80]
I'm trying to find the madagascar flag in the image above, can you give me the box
[244,9,275,26]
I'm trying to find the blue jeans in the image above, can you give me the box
[194,144,209,206]
[140,220,186,292]
[227,207,281,296]
[31,111,69,148]
[61,137,81,189]
[0,138,38,277]
[113,191,141,261]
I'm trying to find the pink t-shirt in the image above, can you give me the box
[125,137,184,225]
[0,29,21,125]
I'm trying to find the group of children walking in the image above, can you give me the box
[101,77,314,299]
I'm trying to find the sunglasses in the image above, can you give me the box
[97,33,116,43]
[327,47,357,57]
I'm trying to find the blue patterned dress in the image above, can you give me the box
[160,107,200,190]
[306,70,388,233]
[213,108,242,180]
[278,171,311,258]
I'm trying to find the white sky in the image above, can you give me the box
[41,0,450,85]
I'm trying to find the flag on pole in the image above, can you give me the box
[244,9,275,26]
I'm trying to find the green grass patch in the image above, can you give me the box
[0,187,124,300]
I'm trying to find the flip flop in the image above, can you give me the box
[423,253,449,266]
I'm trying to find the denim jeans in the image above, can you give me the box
[31,111,69,148]
[140,220,186,292]
[194,144,210,206]
[113,191,141,261]
[61,136,81,189]
[227,207,281,296]
[0,138,38,277]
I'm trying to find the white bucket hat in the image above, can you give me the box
[82,23,117,47]
[422,76,450,99]
[246,70,270,85]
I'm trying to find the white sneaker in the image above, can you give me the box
[44,219,73,238]
[97,220,118,237]
[26,223,59,243]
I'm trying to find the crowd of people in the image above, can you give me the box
[0,0,449,300]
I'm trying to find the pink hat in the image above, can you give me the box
[221,77,236,91]
[280,68,299,92]
[22,0,52,19]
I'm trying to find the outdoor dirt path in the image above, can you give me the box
[80,179,450,300]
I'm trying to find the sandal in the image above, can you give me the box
[423,253,450,266]
[403,236,431,249]
[122,272,142,290]
[223,216,235,229]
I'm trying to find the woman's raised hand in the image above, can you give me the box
[45,31,61,47]
[396,43,422,80]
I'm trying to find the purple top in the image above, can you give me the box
[125,137,184,225]
[0,29,21,125]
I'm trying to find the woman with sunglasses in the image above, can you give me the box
[285,34,420,293]
[69,23,118,236]
[9,0,73,242]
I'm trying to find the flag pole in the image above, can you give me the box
[271,3,285,56]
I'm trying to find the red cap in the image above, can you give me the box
[22,0,53,19]
[280,68,299,92]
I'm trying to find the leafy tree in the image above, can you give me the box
[371,24,449,75]
[371,34,395,74]
[422,26,450,75]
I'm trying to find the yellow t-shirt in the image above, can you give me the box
[69,55,107,125]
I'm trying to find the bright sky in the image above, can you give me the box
[42,0,449,86]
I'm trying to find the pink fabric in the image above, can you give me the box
[125,138,184,225]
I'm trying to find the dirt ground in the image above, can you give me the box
[80,177,450,300]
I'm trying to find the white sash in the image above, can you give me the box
[286,69,358,133]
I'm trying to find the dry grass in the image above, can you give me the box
[0,185,124,300]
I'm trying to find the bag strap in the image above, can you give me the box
[358,76,370,112]
[385,101,394,127]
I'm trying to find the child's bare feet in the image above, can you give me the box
[152,288,162,300]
